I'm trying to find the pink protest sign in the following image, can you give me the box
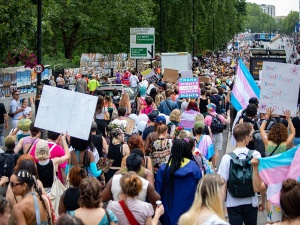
[178,78,200,98]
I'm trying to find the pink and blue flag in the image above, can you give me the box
[231,59,260,111]
[258,145,300,207]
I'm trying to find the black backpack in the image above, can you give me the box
[0,153,16,178]
[227,150,255,198]
[112,96,120,108]
[208,114,224,134]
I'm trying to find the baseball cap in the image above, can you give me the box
[148,111,159,122]
[206,103,216,111]
[155,115,166,124]
[126,153,142,171]
[249,97,259,105]
[35,140,50,160]
[194,121,205,131]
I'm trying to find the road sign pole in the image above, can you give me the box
[35,0,42,116]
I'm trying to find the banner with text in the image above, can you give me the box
[259,62,300,116]
[141,68,159,83]
[178,78,200,98]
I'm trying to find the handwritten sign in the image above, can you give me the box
[259,62,300,116]
[35,85,97,140]
[181,70,193,78]
[178,78,200,98]
[163,68,178,83]
[141,68,159,83]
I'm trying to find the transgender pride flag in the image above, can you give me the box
[258,145,300,207]
[231,59,260,111]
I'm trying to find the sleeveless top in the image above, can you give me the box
[17,133,30,142]
[108,144,123,167]
[69,209,118,225]
[199,98,209,113]
[63,187,80,212]
[111,174,149,201]
[21,136,38,154]
[266,141,287,156]
[36,160,54,188]
[24,192,49,225]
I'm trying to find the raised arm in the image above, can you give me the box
[260,108,273,146]
[52,133,70,167]
[284,110,296,147]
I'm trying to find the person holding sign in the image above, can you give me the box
[259,108,295,156]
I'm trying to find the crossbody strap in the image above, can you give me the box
[25,138,38,154]
[118,200,140,225]
[269,144,280,156]
[165,100,172,112]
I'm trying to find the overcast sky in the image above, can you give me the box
[246,0,299,16]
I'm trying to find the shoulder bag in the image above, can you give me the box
[119,200,140,225]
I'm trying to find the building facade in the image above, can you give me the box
[260,4,276,17]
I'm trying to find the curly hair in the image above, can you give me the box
[128,134,144,151]
[169,109,181,123]
[120,171,142,197]
[69,165,87,187]
[268,123,288,145]
[78,178,102,209]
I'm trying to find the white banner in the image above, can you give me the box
[35,85,98,140]
[259,62,300,116]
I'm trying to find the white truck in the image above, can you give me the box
[161,52,193,74]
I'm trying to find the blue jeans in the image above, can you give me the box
[0,124,4,147]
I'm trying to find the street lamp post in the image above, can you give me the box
[160,0,163,53]
[35,0,42,115]
[192,0,195,58]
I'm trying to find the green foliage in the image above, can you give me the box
[279,11,299,34]
[0,0,247,68]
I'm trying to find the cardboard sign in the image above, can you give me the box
[178,78,200,98]
[141,69,159,83]
[35,85,97,140]
[122,117,135,135]
[181,70,193,78]
[259,62,300,116]
[163,68,178,83]
[199,76,210,84]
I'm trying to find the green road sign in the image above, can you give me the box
[136,35,154,44]
[131,48,147,57]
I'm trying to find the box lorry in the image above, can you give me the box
[161,52,192,74]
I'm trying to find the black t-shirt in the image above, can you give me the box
[292,116,300,138]
[0,103,7,124]
[92,134,103,157]
[210,95,221,113]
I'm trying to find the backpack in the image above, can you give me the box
[252,120,274,157]
[227,150,255,198]
[0,153,16,178]
[208,114,224,134]
[112,96,120,108]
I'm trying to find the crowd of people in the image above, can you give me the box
[0,37,299,225]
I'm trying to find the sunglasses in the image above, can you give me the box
[10,182,23,188]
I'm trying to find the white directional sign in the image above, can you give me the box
[130,28,155,59]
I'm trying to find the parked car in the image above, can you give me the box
[94,84,137,113]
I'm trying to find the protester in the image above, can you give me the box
[292,111,300,146]
[107,171,164,225]
[35,137,69,191]
[129,71,139,93]
[155,139,201,225]
[102,153,160,205]
[95,96,110,137]
[104,128,130,182]
[75,74,87,94]
[204,103,230,167]
[20,98,32,119]
[67,137,103,179]
[9,90,25,129]
[158,90,179,116]
[179,174,229,225]
[0,195,10,225]
[69,177,118,225]
[87,74,99,94]
[112,89,121,109]
[198,88,210,116]
[49,75,56,87]
[150,124,172,172]
[218,123,263,225]
[14,122,40,155]
[56,74,65,88]
[260,109,295,156]
[59,165,87,215]
[90,121,108,158]
[142,111,159,141]
[11,170,51,225]
[119,92,131,115]
[56,214,84,225]
[139,96,154,115]
[149,88,157,103]
[209,88,222,113]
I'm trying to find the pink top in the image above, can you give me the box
[204,112,226,127]
[30,141,67,182]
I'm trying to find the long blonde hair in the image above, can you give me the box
[155,94,164,106]
[119,93,129,108]
[178,174,226,225]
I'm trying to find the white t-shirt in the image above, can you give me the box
[129,75,139,87]
[23,107,31,117]
[95,107,108,120]
[218,147,261,208]
[202,215,229,225]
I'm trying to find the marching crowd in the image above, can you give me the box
[0,51,299,225]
